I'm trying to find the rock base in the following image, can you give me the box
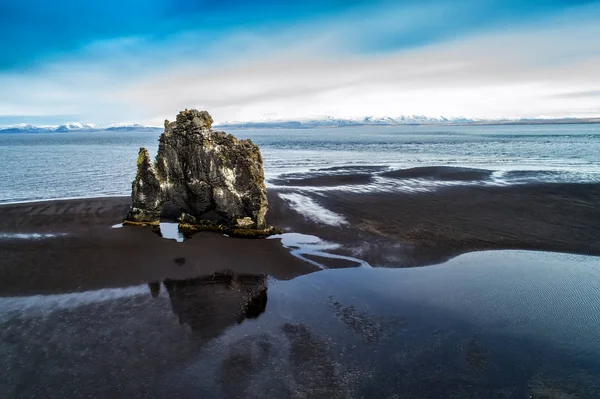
[179,222,282,239]
[122,219,281,239]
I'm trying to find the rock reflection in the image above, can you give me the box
[148,281,161,298]
[148,271,268,339]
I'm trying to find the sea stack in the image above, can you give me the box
[125,109,269,233]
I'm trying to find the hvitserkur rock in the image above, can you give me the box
[126,109,269,232]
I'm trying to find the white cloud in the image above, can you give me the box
[1,2,599,124]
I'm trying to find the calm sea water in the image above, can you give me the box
[1,124,599,203]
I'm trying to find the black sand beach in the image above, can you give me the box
[1,166,600,398]
[270,172,374,187]
[1,176,599,295]
[380,166,494,181]
[270,181,600,266]
[0,197,319,296]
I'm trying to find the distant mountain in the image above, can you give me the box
[2,115,598,133]
[0,124,48,133]
[0,123,98,133]
[105,123,161,131]
[393,115,478,124]
[216,115,600,129]
[54,123,99,132]
[463,117,600,126]
[0,123,160,133]
[215,115,479,129]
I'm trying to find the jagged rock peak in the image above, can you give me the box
[166,108,214,132]
[126,109,269,233]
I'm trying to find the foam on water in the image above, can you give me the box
[270,175,485,194]
[489,170,510,186]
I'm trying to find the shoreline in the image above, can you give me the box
[1,181,599,296]
[3,162,600,207]
[0,193,128,206]
[0,196,319,296]
[267,182,600,266]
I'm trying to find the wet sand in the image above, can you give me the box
[270,173,374,187]
[1,180,599,294]
[2,172,600,398]
[380,166,493,181]
[0,197,319,296]
[268,182,600,267]
[270,165,388,187]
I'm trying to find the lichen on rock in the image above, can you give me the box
[125,109,270,233]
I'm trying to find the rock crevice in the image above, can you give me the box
[126,109,269,231]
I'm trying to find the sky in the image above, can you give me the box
[1,0,599,126]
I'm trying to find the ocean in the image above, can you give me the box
[1,124,599,203]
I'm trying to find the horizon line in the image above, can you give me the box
[2,114,600,129]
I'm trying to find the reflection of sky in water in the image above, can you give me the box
[269,232,370,269]
[1,250,600,396]
[0,232,68,239]
[159,222,184,242]
[115,222,185,242]
[2,250,599,347]
[0,286,148,322]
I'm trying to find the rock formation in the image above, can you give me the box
[125,109,269,232]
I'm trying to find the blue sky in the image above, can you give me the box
[1,0,599,125]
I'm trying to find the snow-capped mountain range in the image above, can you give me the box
[0,123,161,133]
[0,123,100,133]
[215,115,480,129]
[104,123,160,131]
[1,116,473,133]
[1,115,598,133]
[216,115,600,128]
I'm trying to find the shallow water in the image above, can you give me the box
[1,124,599,203]
[0,232,68,240]
[1,250,599,397]
[269,233,370,269]
[159,222,185,242]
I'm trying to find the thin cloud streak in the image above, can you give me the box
[551,90,600,99]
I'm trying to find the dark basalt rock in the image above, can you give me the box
[125,109,269,231]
